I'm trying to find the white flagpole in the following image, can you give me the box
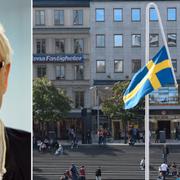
[145,4,150,180]
[153,3,178,87]
[145,3,178,180]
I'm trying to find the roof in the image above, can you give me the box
[33,0,90,7]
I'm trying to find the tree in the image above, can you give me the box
[33,78,72,136]
[102,81,144,143]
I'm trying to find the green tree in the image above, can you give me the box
[102,81,144,143]
[33,78,72,136]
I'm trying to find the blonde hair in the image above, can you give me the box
[0,24,12,64]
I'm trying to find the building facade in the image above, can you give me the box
[90,0,180,139]
[33,0,91,139]
[33,0,180,141]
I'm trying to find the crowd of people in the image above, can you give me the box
[97,128,111,145]
[59,164,102,180]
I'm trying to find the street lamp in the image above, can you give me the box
[89,86,100,130]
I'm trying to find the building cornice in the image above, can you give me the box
[33,0,90,7]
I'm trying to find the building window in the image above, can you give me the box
[114,34,123,47]
[37,65,46,77]
[73,10,83,25]
[36,39,46,54]
[96,34,105,48]
[54,10,64,25]
[75,91,84,108]
[172,59,177,72]
[150,87,178,104]
[150,8,158,21]
[114,60,123,73]
[96,60,106,73]
[74,39,83,53]
[132,59,141,73]
[55,39,65,53]
[35,10,45,25]
[132,34,141,47]
[150,34,159,47]
[56,65,65,80]
[74,65,84,80]
[167,33,176,47]
[167,8,176,21]
[96,9,105,22]
[114,8,123,22]
[131,8,141,22]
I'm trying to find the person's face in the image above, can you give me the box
[0,60,10,108]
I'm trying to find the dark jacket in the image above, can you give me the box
[3,128,31,180]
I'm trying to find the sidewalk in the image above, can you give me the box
[59,139,180,146]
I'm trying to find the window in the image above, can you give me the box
[54,10,64,25]
[74,39,83,53]
[114,60,123,73]
[132,59,141,73]
[150,34,159,47]
[75,91,84,108]
[73,10,83,25]
[150,87,178,104]
[74,65,84,80]
[96,34,105,47]
[114,8,123,22]
[172,59,177,72]
[55,39,65,53]
[131,8,141,21]
[150,8,158,21]
[35,10,45,25]
[37,65,46,77]
[56,65,65,80]
[114,34,123,47]
[167,34,176,47]
[96,9,105,22]
[96,60,106,73]
[132,34,141,47]
[36,39,46,54]
[167,8,176,21]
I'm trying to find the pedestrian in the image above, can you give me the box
[170,162,177,176]
[70,164,79,180]
[95,167,101,180]
[140,157,145,170]
[159,161,168,180]
[54,142,63,155]
[79,165,86,180]
[64,170,71,180]
[97,129,103,145]
[86,130,91,144]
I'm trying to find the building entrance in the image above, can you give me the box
[158,121,171,139]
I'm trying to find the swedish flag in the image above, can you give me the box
[123,46,175,109]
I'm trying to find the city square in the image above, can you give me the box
[33,0,180,179]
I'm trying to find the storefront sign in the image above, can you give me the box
[33,54,83,63]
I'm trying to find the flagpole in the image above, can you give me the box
[145,3,150,180]
[152,3,178,87]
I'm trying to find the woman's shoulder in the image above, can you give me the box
[5,127,31,143]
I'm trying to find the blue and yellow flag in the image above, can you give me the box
[123,46,175,109]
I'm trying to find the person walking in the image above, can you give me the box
[70,164,79,180]
[79,165,86,180]
[160,161,168,180]
[95,167,101,180]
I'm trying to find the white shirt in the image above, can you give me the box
[160,163,168,171]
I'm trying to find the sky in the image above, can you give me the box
[0,0,31,131]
